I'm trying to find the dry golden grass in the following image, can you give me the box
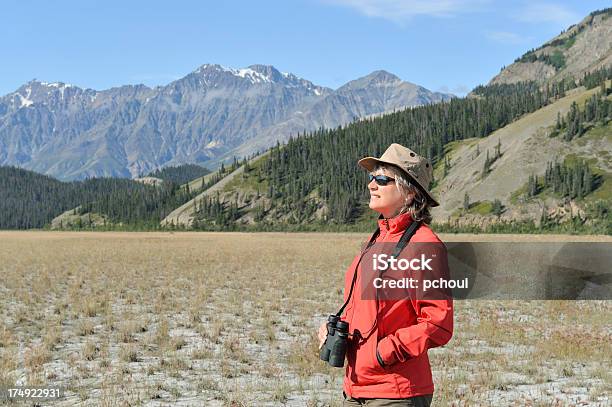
[24,343,52,371]
[0,231,609,405]
[81,340,98,361]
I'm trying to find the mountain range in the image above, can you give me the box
[0,65,452,180]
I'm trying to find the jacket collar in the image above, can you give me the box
[377,211,414,234]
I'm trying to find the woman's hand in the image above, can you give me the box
[318,322,328,349]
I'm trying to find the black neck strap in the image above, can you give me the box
[391,219,421,259]
[335,219,421,317]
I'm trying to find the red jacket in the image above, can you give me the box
[342,212,453,398]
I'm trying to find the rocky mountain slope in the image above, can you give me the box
[0,65,451,180]
[489,8,611,86]
[431,84,611,228]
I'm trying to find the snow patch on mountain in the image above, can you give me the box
[194,64,273,84]
[16,93,33,108]
[205,140,223,149]
[233,68,272,83]
[40,81,73,89]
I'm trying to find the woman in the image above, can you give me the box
[319,143,453,406]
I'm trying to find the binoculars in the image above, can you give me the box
[319,315,349,367]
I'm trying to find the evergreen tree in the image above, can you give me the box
[528,174,539,197]
[492,199,503,217]
[443,155,451,177]
[482,150,491,179]
[495,139,502,159]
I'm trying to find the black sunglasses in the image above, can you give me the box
[368,174,395,186]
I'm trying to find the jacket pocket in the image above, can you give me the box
[352,338,385,384]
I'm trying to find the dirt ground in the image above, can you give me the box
[0,231,610,406]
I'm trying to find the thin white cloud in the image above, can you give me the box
[514,3,580,26]
[321,0,490,22]
[485,30,531,45]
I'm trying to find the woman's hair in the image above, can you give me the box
[372,163,433,224]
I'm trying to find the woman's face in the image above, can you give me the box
[368,168,411,218]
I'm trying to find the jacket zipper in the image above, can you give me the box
[376,218,391,367]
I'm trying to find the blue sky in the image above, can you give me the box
[0,0,608,96]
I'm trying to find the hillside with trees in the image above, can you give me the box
[0,167,197,229]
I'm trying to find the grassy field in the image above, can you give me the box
[0,232,610,406]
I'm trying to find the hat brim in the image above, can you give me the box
[358,157,440,207]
